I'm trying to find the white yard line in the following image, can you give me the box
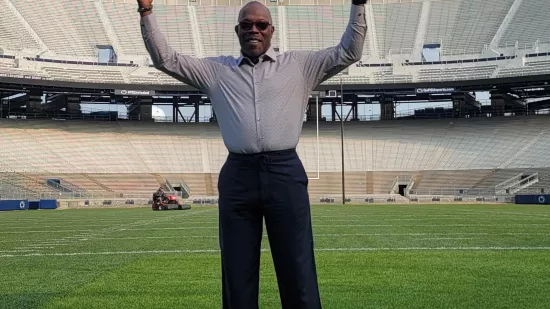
[2,246,550,258]
[416,238,476,240]
[315,224,550,227]
[0,230,95,234]
[3,225,118,229]
[7,209,216,253]
[120,226,218,231]
[453,209,550,218]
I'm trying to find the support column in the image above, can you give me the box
[306,97,322,122]
[189,95,201,122]
[331,99,337,122]
[491,92,506,117]
[195,99,200,123]
[211,109,217,122]
[26,89,42,113]
[380,94,395,121]
[129,96,153,121]
[0,91,4,118]
[173,96,179,123]
[66,94,81,115]
[139,97,153,121]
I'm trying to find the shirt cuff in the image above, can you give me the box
[349,4,367,25]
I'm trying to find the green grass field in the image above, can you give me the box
[1,204,550,309]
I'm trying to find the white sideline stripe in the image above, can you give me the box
[7,222,546,234]
[315,247,550,252]
[0,230,95,234]
[313,218,482,221]
[417,238,476,240]
[3,225,119,229]
[454,209,550,218]
[0,239,36,243]
[312,214,480,218]
[315,233,490,236]
[3,232,547,243]
[2,246,550,258]
[124,223,550,230]
[94,236,218,240]
[4,215,545,229]
[120,227,217,231]
[315,224,550,227]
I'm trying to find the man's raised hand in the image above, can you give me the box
[137,0,152,8]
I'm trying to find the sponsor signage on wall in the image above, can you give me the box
[415,88,456,94]
[114,89,156,96]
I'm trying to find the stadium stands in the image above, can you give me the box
[1,116,549,200]
[425,0,515,55]
[1,1,550,85]
[498,0,550,47]
[103,1,150,56]
[1,1,550,202]
[9,0,110,59]
[0,2,41,53]
[372,2,422,58]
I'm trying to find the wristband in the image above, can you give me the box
[137,5,153,13]
[352,0,367,4]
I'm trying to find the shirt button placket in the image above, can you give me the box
[253,67,262,146]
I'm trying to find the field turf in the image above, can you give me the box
[1,204,550,309]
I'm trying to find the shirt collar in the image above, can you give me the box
[237,46,277,66]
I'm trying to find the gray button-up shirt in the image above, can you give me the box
[141,5,367,154]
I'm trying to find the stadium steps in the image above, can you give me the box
[151,173,166,188]
[308,172,343,198]
[344,172,368,196]
[0,173,40,195]
[410,171,424,192]
[82,174,115,193]
[0,172,59,196]
[412,170,491,195]
[49,178,85,193]
[94,0,124,58]
[365,172,374,194]
[497,123,550,169]
[84,174,161,195]
[180,173,209,196]
[204,174,215,196]
[55,174,109,193]
[470,169,499,189]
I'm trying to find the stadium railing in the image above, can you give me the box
[0,191,179,201]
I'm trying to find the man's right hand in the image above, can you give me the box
[137,0,153,16]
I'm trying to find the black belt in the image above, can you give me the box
[227,148,297,163]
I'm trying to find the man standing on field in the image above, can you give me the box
[137,0,367,308]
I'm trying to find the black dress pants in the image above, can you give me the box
[217,148,321,309]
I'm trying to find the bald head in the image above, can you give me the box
[238,1,272,24]
[235,1,275,61]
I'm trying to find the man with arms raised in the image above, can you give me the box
[137,0,367,308]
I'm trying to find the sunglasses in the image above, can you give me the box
[238,21,271,31]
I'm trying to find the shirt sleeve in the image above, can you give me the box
[294,5,367,89]
[140,13,219,92]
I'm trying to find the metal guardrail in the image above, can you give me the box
[0,191,181,200]
[408,188,499,197]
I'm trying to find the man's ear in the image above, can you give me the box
[235,25,239,36]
